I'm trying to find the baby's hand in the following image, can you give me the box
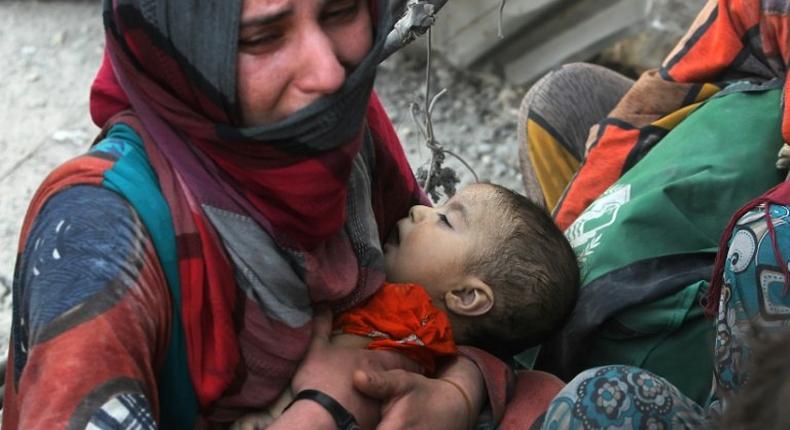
[231,388,294,430]
[777,143,790,170]
[230,412,275,430]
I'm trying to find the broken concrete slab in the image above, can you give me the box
[428,0,651,84]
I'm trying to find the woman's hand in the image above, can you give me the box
[353,356,485,430]
[281,309,422,430]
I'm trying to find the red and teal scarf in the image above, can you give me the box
[90,0,423,408]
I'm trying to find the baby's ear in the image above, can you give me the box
[444,277,494,316]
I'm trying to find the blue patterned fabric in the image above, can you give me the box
[12,185,144,384]
[20,185,141,336]
[542,366,705,430]
[712,203,790,412]
[542,202,790,429]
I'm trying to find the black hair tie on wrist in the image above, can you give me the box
[284,389,361,430]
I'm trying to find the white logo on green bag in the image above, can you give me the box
[566,184,631,264]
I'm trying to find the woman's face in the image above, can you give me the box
[236,0,373,126]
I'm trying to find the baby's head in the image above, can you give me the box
[383,183,579,358]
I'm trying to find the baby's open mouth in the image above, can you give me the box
[386,225,400,247]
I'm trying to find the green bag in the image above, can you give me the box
[538,89,785,405]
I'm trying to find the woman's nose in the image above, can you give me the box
[295,27,346,96]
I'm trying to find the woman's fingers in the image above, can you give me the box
[353,368,416,400]
[367,350,424,375]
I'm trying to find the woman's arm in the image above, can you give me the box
[268,310,422,430]
[352,346,513,429]
[3,186,170,429]
[350,355,484,430]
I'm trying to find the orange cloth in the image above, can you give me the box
[334,283,457,374]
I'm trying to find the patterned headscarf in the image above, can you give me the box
[90,0,424,406]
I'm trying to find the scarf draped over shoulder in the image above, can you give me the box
[90,0,425,407]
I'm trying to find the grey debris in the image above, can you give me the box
[52,129,87,144]
[51,30,67,46]
[477,143,494,155]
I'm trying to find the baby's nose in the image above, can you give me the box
[409,205,432,223]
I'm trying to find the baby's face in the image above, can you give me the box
[383,184,501,299]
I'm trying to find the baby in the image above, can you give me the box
[233,183,580,429]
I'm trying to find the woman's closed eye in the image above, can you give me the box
[321,0,360,24]
[239,30,284,52]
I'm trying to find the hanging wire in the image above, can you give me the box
[414,26,479,202]
[421,27,438,193]
[498,0,507,39]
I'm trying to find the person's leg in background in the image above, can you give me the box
[518,63,633,211]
